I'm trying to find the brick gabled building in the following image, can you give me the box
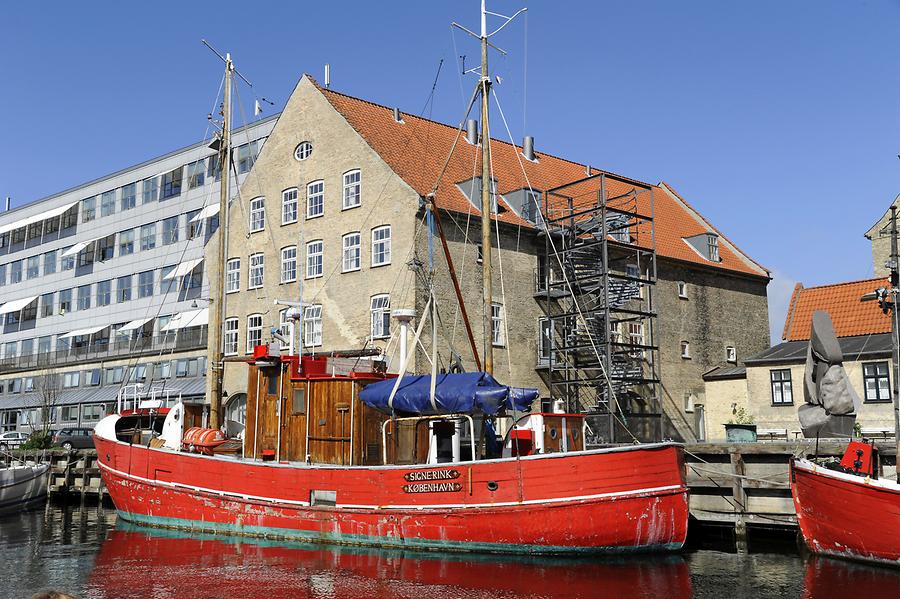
[219,74,770,441]
[705,277,895,440]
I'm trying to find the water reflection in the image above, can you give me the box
[802,555,900,598]
[84,523,692,599]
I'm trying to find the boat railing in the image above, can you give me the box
[381,414,476,466]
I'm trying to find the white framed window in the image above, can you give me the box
[491,303,505,347]
[342,232,361,272]
[370,294,390,339]
[282,188,298,224]
[538,317,554,364]
[306,240,323,278]
[246,314,263,353]
[342,170,361,210]
[249,253,264,289]
[294,141,313,161]
[303,304,322,347]
[278,309,291,337]
[677,281,688,299]
[224,318,238,356]
[371,225,391,267]
[680,341,691,359]
[707,234,719,262]
[249,197,266,232]
[281,246,297,283]
[726,346,737,363]
[684,392,695,413]
[307,180,324,219]
[628,322,644,358]
[226,258,240,293]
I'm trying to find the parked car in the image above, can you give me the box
[52,428,95,451]
[0,431,30,451]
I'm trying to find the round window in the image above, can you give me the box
[294,142,313,161]
[549,427,558,440]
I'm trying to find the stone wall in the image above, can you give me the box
[655,261,770,441]
[702,376,749,441]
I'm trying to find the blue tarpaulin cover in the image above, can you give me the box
[359,372,538,416]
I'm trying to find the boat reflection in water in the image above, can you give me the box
[802,555,900,599]
[86,523,692,599]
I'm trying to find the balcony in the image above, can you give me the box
[0,327,208,374]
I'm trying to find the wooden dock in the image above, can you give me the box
[684,440,897,540]
[6,449,107,501]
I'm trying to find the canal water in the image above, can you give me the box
[2,502,899,598]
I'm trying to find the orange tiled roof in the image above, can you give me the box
[782,277,891,341]
[314,78,767,278]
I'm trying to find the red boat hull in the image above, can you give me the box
[94,434,688,555]
[791,458,900,567]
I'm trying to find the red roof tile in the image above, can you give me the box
[782,277,891,341]
[313,78,767,278]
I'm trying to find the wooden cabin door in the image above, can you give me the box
[279,381,308,462]
[257,367,280,456]
[307,381,353,465]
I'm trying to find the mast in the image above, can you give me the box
[890,206,900,480]
[209,53,233,430]
[479,0,494,375]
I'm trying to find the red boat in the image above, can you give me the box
[94,353,689,555]
[791,441,900,567]
[87,524,692,599]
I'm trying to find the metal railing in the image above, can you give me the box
[0,327,208,374]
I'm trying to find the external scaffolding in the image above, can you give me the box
[536,173,662,443]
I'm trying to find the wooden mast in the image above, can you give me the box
[208,53,233,430]
[479,0,494,375]
[890,206,900,480]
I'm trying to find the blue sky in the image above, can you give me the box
[2,1,900,344]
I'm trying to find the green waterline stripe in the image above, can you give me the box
[118,510,683,556]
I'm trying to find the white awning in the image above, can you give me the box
[60,235,103,258]
[0,201,78,236]
[117,316,154,332]
[189,204,220,223]
[0,296,38,315]
[58,325,110,339]
[163,258,204,280]
[161,308,209,332]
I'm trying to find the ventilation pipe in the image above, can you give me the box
[393,107,404,123]
[4,197,9,211]
[585,164,593,176]
[324,64,331,88]
[466,119,478,145]
[523,136,535,161]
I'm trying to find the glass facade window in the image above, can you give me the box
[81,197,96,222]
[187,160,206,189]
[77,284,91,311]
[142,177,158,204]
[43,250,57,275]
[139,271,154,298]
[140,223,156,251]
[162,216,179,245]
[26,256,39,279]
[11,260,22,283]
[236,141,258,174]
[121,182,137,211]
[117,275,132,303]
[59,289,72,314]
[160,167,183,199]
[40,293,54,317]
[101,190,116,217]
[97,280,111,306]
[119,229,135,255]
[160,266,175,295]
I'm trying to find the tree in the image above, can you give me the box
[25,370,60,448]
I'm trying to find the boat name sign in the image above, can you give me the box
[402,469,462,493]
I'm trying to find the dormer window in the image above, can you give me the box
[707,234,719,262]
[683,233,721,262]
[456,177,501,214]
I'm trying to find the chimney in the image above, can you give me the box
[585,164,593,176]
[523,136,535,161]
[393,107,404,123]
[324,64,331,88]
[466,119,478,145]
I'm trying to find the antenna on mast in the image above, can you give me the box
[451,1,526,377]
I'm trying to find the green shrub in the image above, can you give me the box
[21,431,52,450]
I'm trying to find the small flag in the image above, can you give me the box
[254,99,262,116]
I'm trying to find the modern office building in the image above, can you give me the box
[0,116,276,432]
